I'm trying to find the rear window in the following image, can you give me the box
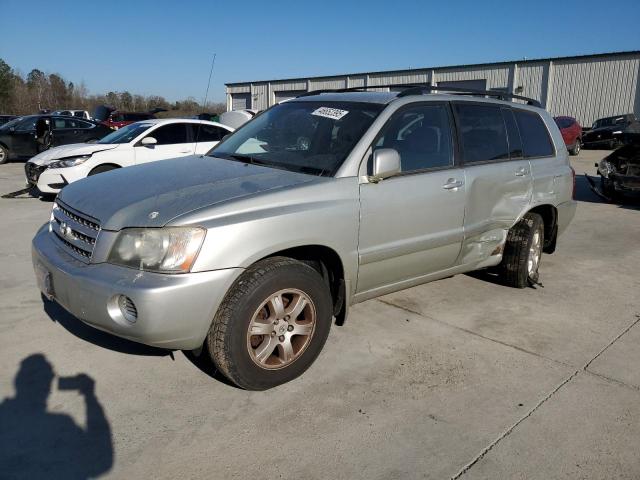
[455,104,509,164]
[514,110,554,158]
[554,117,574,129]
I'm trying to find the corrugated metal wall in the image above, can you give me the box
[435,66,509,90]
[309,77,347,90]
[226,53,640,124]
[549,55,640,125]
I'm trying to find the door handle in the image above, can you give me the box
[515,167,529,177]
[179,150,191,153]
[442,179,464,190]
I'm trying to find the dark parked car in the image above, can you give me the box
[0,115,112,164]
[0,115,18,126]
[582,114,640,149]
[593,141,640,201]
[554,116,582,155]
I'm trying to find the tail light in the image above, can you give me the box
[570,166,576,199]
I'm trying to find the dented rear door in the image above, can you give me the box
[453,103,533,265]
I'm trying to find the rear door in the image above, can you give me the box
[188,123,231,154]
[133,123,192,164]
[357,102,466,295]
[513,109,560,208]
[51,117,80,146]
[453,102,533,265]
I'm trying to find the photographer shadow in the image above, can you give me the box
[0,354,113,479]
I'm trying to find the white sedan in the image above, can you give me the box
[25,118,234,195]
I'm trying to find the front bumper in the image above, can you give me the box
[32,225,243,350]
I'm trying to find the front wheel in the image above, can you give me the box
[0,145,8,164]
[207,256,333,390]
[498,212,544,288]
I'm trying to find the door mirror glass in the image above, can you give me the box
[371,148,401,180]
[140,136,157,146]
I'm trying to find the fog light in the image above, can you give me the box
[117,295,138,323]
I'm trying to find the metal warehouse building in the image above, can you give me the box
[225,50,640,125]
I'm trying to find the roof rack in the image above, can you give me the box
[295,84,542,108]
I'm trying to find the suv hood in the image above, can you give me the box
[28,143,120,165]
[57,156,321,230]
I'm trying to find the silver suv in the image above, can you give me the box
[32,86,577,390]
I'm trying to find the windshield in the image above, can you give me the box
[593,116,628,129]
[97,122,154,144]
[209,101,384,176]
[0,116,36,131]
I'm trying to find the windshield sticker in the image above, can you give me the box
[311,107,349,120]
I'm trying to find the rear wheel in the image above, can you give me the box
[207,256,333,390]
[569,138,581,156]
[0,145,8,164]
[88,164,119,176]
[498,212,544,288]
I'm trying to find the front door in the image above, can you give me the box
[357,103,466,295]
[134,123,193,164]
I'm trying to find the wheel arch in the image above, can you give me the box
[525,204,558,254]
[256,244,348,325]
[88,162,122,175]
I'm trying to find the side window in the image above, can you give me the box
[76,120,94,129]
[502,109,523,159]
[455,104,509,164]
[514,110,554,158]
[373,104,453,173]
[189,124,225,142]
[148,124,188,145]
[52,118,68,130]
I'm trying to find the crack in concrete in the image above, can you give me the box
[450,314,640,479]
[584,369,640,392]
[375,298,640,479]
[377,298,572,369]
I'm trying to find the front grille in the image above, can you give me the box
[25,163,47,184]
[50,201,101,261]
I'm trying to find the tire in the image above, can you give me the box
[498,212,544,288]
[569,138,581,156]
[88,164,118,176]
[0,145,8,164]
[207,256,333,390]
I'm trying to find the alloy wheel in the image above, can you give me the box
[247,289,316,370]
[528,230,542,276]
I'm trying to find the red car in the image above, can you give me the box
[554,116,582,155]
[101,111,156,130]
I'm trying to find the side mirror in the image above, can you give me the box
[9,127,15,132]
[221,133,232,141]
[140,136,157,147]
[371,148,401,181]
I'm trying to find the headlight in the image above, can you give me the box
[108,227,206,273]
[598,160,613,178]
[612,130,622,135]
[48,155,92,169]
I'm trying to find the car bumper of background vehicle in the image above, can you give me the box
[31,225,243,350]
[556,200,577,236]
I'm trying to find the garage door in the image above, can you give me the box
[231,93,251,110]
[437,79,487,91]
[275,90,306,103]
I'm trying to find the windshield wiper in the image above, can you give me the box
[227,154,269,166]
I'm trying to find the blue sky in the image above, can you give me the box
[1,0,639,103]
